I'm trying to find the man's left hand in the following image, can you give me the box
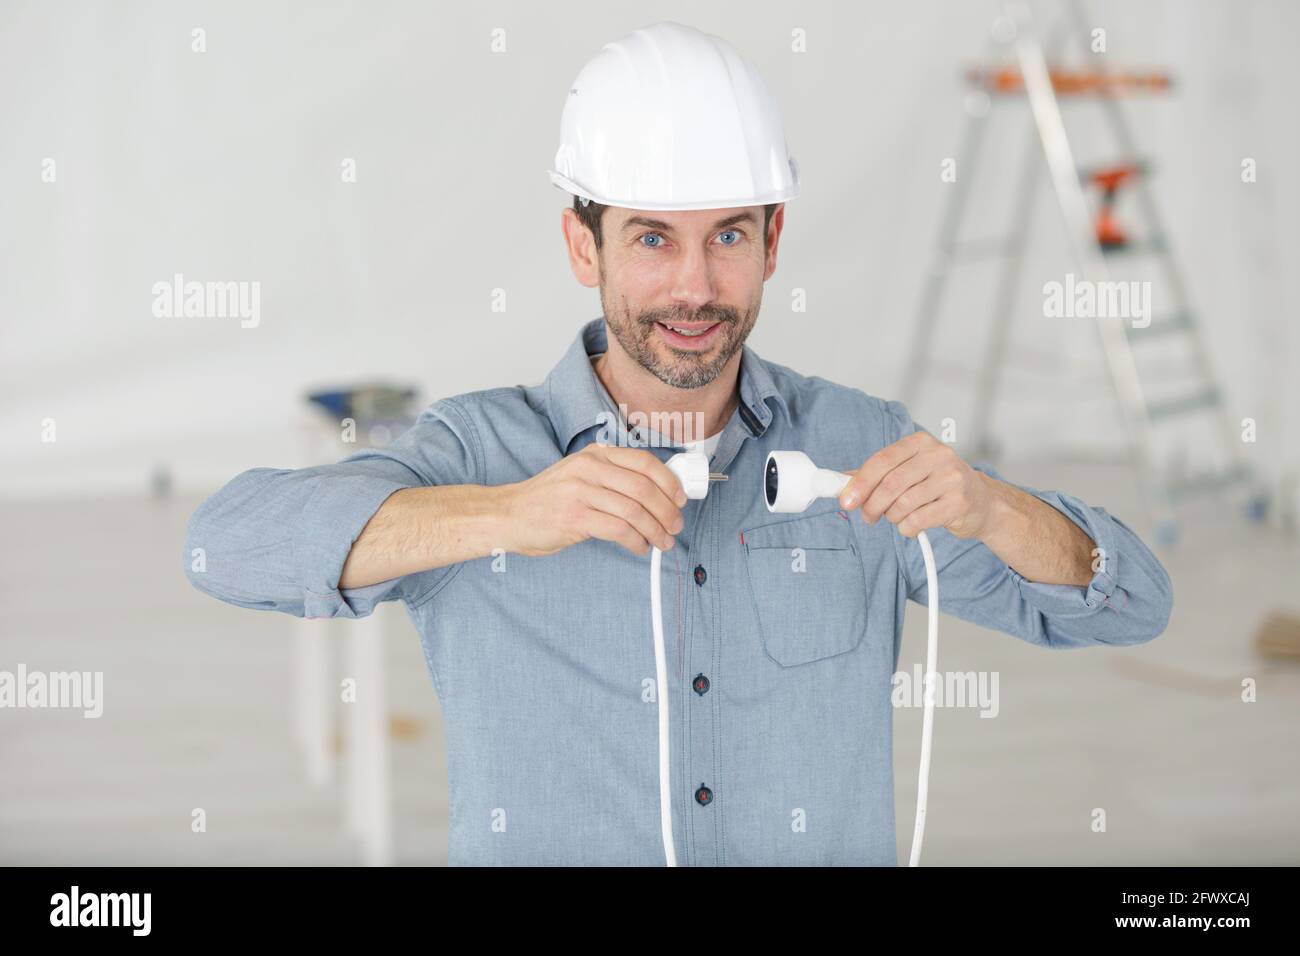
[838,431,994,540]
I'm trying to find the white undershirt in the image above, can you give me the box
[590,352,722,459]
[681,429,722,461]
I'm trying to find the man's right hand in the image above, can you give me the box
[500,444,687,558]
[339,444,688,591]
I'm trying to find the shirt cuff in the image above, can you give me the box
[1005,488,1122,619]
[292,474,410,618]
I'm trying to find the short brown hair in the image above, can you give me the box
[574,198,778,252]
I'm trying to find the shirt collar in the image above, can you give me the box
[545,317,788,453]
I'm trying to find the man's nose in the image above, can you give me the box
[668,243,719,310]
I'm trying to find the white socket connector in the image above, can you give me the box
[763,450,852,513]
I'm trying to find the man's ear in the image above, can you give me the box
[763,203,785,281]
[561,207,601,288]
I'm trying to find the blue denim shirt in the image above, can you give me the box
[185,317,1173,865]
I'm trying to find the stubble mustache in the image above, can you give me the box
[637,305,738,336]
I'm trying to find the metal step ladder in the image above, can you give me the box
[900,0,1267,546]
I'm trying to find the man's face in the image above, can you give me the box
[591,205,776,390]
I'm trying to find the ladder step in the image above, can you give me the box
[1100,236,1168,256]
[923,359,979,383]
[1003,347,1067,371]
[1166,463,1252,501]
[1147,387,1221,421]
[944,236,1019,261]
[1125,311,1195,339]
[1077,159,1151,184]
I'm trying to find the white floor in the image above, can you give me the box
[1,462,1297,865]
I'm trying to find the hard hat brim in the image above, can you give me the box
[548,169,799,212]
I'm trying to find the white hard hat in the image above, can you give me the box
[549,21,800,211]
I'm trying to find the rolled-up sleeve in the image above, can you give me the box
[184,397,482,619]
[881,399,1174,649]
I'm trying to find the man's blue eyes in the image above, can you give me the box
[639,231,741,248]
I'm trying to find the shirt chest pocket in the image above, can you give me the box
[741,509,869,667]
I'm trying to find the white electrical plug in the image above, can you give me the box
[666,451,711,501]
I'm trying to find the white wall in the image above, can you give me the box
[2,0,1296,499]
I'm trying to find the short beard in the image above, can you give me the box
[601,285,757,391]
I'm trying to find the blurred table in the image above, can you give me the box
[293,384,418,866]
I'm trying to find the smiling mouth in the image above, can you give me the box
[658,321,717,337]
[653,319,724,350]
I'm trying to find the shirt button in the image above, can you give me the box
[693,565,707,586]
[695,784,713,807]
[693,673,710,695]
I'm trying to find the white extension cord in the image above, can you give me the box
[650,452,712,868]
[651,450,940,867]
[648,543,677,866]
[910,528,938,867]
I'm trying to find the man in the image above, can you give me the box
[185,21,1172,866]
